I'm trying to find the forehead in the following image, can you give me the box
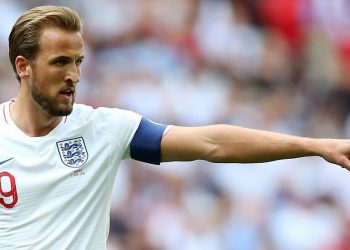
[37,28,84,58]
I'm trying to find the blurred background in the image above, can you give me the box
[1,0,350,249]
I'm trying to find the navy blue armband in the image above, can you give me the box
[130,118,167,165]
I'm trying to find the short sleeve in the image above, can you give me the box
[92,107,142,154]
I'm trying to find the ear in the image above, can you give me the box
[15,56,31,80]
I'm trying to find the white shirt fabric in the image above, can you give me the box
[0,101,142,250]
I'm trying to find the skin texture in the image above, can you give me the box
[161,125,350,170]
[8,27,350,171]
[11,28,84,137]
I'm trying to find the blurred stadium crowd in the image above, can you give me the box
[1,0,350,249]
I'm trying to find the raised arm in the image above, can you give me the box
[160,125,350,170]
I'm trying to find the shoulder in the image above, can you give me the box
[69,103,142,127]
[0,100,11,125]
[68,103,143,149]
[0,100,9,110]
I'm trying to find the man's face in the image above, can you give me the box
[27,27,84,116]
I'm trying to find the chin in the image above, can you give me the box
[48,104,74,117]
[50,109,73,117]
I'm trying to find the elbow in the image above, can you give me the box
[203,144,232,163]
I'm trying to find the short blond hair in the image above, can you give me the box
[9,5,82,81]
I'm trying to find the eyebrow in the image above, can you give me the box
[49,55,85,63]
[76,55,85,60]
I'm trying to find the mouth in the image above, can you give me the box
[59,88,75,99]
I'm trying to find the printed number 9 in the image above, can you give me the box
[0,172,18,208]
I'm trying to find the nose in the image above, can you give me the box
[64,65,80,84]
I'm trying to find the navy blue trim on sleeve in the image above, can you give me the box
[130,118,167,165]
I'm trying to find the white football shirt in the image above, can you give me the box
[0,101,142,249]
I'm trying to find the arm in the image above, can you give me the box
[160,125,350,169]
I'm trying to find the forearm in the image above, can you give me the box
[161,124,350,169]
[161,124,319,163]
[207,125,318,163]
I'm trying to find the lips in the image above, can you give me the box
[59,88,75,98]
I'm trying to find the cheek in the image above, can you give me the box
[32,70,63,94]
[34,67,65,84]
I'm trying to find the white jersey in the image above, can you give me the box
[0,101,142,250]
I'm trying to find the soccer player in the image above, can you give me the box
[0,5,349,250]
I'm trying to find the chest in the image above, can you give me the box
[0,134,119,211]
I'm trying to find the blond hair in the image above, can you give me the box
[8,5,82,81]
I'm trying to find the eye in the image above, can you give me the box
[75,58,83,66]
[54,59,69,66]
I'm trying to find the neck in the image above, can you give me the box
[10,95,63,137]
